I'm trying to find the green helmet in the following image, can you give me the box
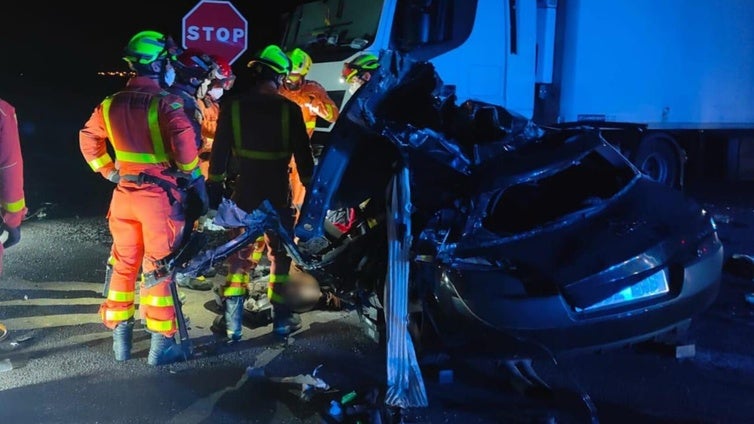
[246,45,292,75]
[287,48,312,76]
[122,30,176,65]
[342,53,380,83]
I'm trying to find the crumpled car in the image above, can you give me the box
[187,51,724,357]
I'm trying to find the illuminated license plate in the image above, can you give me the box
[577,268,670,312]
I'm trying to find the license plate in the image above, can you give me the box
[577,268,670,312]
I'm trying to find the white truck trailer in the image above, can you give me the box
[280,0,754,188]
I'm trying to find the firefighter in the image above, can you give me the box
[79,30,208,365]
[103,48,220,293]
[342,53,381,94]
[207,45,313,341]
[0,97,25,343]
[169,48,222,292]
[279,48,339,218]
[0,98,27,277]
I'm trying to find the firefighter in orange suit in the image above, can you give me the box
[79,30,208,365]
[0,98,27,277]
[0,97,26,342]
[279,48,339,216]
[207,45,313,340]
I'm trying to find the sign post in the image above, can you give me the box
[182,0,248,65]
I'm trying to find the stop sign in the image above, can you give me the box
[182,0,248,65]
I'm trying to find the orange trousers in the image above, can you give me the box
[102,184,184,337]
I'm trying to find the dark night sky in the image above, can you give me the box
[0,0,305,215]
[1,1,302,82]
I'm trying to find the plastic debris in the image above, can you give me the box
[247,364,330,400]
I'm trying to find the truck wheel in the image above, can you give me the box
[632,134,681,188]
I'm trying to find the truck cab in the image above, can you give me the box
[281,0,754,189]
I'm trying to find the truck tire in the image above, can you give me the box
[631,133,682,188]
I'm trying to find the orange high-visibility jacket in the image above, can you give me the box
[0,98,27,229]
[280,80,339,137]
[79,76,200,181]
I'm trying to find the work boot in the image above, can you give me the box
[112,319,134,361]
[272,303,302,336]
[147,333,189,366]
[224,296,245,342]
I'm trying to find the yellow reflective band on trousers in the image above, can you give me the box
[102,94,170,165]
[230,100,291,160]
[175,156,199,172]
[2,197,25,213]
[141,294,175,307]
[107,289,135,303]
[102,305,135,322]
[146,317,176,333]
[87,152,114,173]
[224,272,249,297]
[267,274,289,304]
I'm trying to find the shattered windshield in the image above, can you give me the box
[281,0,385,62]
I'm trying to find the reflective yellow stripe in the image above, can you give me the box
[305,121,316,129]
[323,104,335,121]
[267,288,284,304]
[3,198,26,213]
[251,250,263,262]
[104,94,170,165]
[88,153,114,172]
[104,305,135,321]
[107,289,135,302]
[230,100,291,160]
[269,274,289,283]
[226,273,250,284]
[223,285,247,297]
[175,156,199,172]
[102,96,116,151]
[146,317,176,332]
[107,256,116,266]
[141,294,174,307]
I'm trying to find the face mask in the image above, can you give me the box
[163,66,176,87]
[208,87,224,100]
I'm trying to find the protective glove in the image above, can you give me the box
[1,225,20,249]
[185,175,210,219]
[105,169,120,184]
[207,180,224,210]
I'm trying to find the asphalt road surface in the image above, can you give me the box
[2,179,754,424]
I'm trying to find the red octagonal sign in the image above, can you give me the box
[182,0,248,65]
